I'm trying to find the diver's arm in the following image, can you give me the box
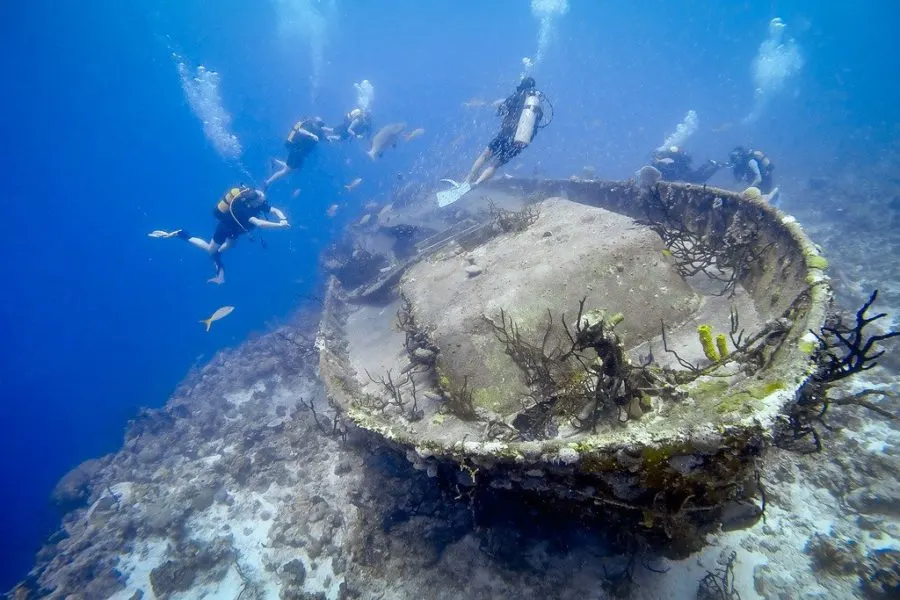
[748,159,762,187]
[347,118,363,137]
[296,127,320,142]
[249,209,289,229]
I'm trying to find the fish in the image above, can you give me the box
[461,98,486,108]
[657,157,675,165]
[344,177,363,192]
[326,204,339,218]
[292,188,302,198]
[200,306,234,332]
[367,122,406,160]
[404,128,425,142]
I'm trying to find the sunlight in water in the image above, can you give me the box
[745,17,804,123]
[174,55,242,161]
[271,0,338,102]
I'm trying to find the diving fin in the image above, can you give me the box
[436,181,472,207]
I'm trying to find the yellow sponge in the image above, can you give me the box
[698,324,720,362]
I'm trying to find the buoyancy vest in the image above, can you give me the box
[216,186,257,215]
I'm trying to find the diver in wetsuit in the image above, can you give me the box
[264,117,328,190]
[327,108,373,142]
[728,146,775,194]
[464,77,544,186]
[651,146,721,184]
[149,186,290,284]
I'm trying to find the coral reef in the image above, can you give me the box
[14,173,900,600]
[778,289,899,452]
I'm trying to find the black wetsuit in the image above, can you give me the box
[212,190,270,244]
[653,149,720,184]
[732,150,775,194]
[488,91,542,166]
[285,120,324,169]
[333,111,372,140]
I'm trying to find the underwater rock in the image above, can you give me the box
[846,484,900,517]
[861,548,900,599]
[149,559,198,598]
[149,537,235,599]
[52,457,107,513]
[464,264,483,277]
[805,532,862,575]
[280,558,306,586]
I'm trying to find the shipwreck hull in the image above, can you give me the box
[317,177,832,552]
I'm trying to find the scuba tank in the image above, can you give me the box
[514,93,541,145]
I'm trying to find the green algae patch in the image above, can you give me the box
[748,380,786,399]
[689,378,730,402]
[472,386,508,412]
[716,380,786,415]
[798,339,818,355]
[805,255,829,270]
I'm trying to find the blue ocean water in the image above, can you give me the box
[1,0,898,590]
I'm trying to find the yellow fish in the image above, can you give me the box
[327,204,339,218]
[344,177,363,192]
[404,128,425,142]
[200,306,234,332]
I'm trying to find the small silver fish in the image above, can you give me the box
[200,306,234,332]
[367,123,406,160]
[326,204,339,217]
[344,177,363,192]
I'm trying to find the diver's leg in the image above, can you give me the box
[264,163,293,190]
[465,149,491,184]
[475,144,517,186]
[206,240,226,285]
[474,165,497,186]
[183,234,212,252]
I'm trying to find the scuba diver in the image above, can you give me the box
[651,146,721,184]
[438,76,551,207]
[465,76,546,186]
[327,108,373,142]
[728,146,776,194]
[264,117,328,190]
[148,185,290,284]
